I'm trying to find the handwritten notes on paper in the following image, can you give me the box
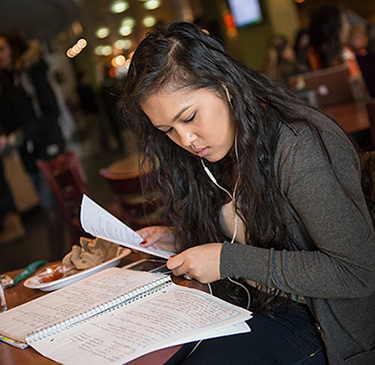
[29,284,251,365]
[0,268,162,343]
[80,195,175,259]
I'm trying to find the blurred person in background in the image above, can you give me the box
[368,24,375,53]
[308,4,360,77]
[100,66,127,154]
[0,32,66,260]
[263,34,305,84]
[75,71,103,156]
[0,137,24,244]
[293,28,312,73]
[348,24,370,57]
[76,71,99,116]
[309,4,369,103]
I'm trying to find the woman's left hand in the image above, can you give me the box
[167,243,223,283]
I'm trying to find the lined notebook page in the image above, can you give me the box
[0,268,165,342]
[28,284,251,365]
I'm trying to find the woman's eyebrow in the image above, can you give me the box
[154,105,192,128]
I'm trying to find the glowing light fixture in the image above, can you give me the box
[66,49,76,58]
[96,27,110,39]
[111,55,126,67]
[144,0,161,10]
[142,15,156,27]
[66,38,88,58]
[121,17,136,28]
[94,46,103,56]
[77,38,87,48]
[110,0,129,13]
[94,45,112,56]
[114,39,132,50]
[101,45,113,56]
[119,25,132,36]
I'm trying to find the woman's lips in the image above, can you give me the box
[197,147,209,157]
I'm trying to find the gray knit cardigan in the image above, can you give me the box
[220,109,375,364]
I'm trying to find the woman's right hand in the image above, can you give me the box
[136,226,177,253]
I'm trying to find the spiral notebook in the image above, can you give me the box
[0,267,251,364]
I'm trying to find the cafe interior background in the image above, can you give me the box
[0,0,374,273]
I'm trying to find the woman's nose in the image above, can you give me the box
[177,127,196,147]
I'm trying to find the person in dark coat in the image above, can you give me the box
[0,33,66,259]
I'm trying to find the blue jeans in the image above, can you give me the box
[166,303,327,364]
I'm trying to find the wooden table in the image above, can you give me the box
[0,253,201,365]
[322,101,370,133]
[104,153,154,178]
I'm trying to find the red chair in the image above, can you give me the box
[37,151,89,244]
[99,153,165,230]
[366,100,375,150]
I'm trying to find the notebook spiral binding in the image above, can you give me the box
[25,276,172,344]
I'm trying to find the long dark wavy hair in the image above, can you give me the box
[120,22,342,311]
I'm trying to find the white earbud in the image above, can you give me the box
[222,84,233,108]
[203,166,218,185]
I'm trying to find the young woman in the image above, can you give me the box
[122,22,375,364]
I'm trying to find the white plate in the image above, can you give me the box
[24,248,132,291]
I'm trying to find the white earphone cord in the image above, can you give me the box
[185,134,250,360]
[199,138,251,310]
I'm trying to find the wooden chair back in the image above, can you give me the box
[99,153,165,230]
[37,150,88,243]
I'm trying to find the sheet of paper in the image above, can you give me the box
[28,284,251,365]
[80,195,174,259]
[0,268,163,342]
[170,321,250,345]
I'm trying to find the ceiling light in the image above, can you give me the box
[114,39,132,50]
[66,38,87,58]
[119,25,132,36]
[144,0,161,10]
[77,38,87,48]
[101,46,113,56]
[94,46,104,56]
[96,27,110,39]
[110,0,129,13]
[72,45,81,53]
[112,55,126,67]
[142,15,156,27]
[94,45,112,56]
[121,17,136,28]
[66,49,76,58]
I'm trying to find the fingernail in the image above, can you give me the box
[140,240,147,246]
[170,255,176,258]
